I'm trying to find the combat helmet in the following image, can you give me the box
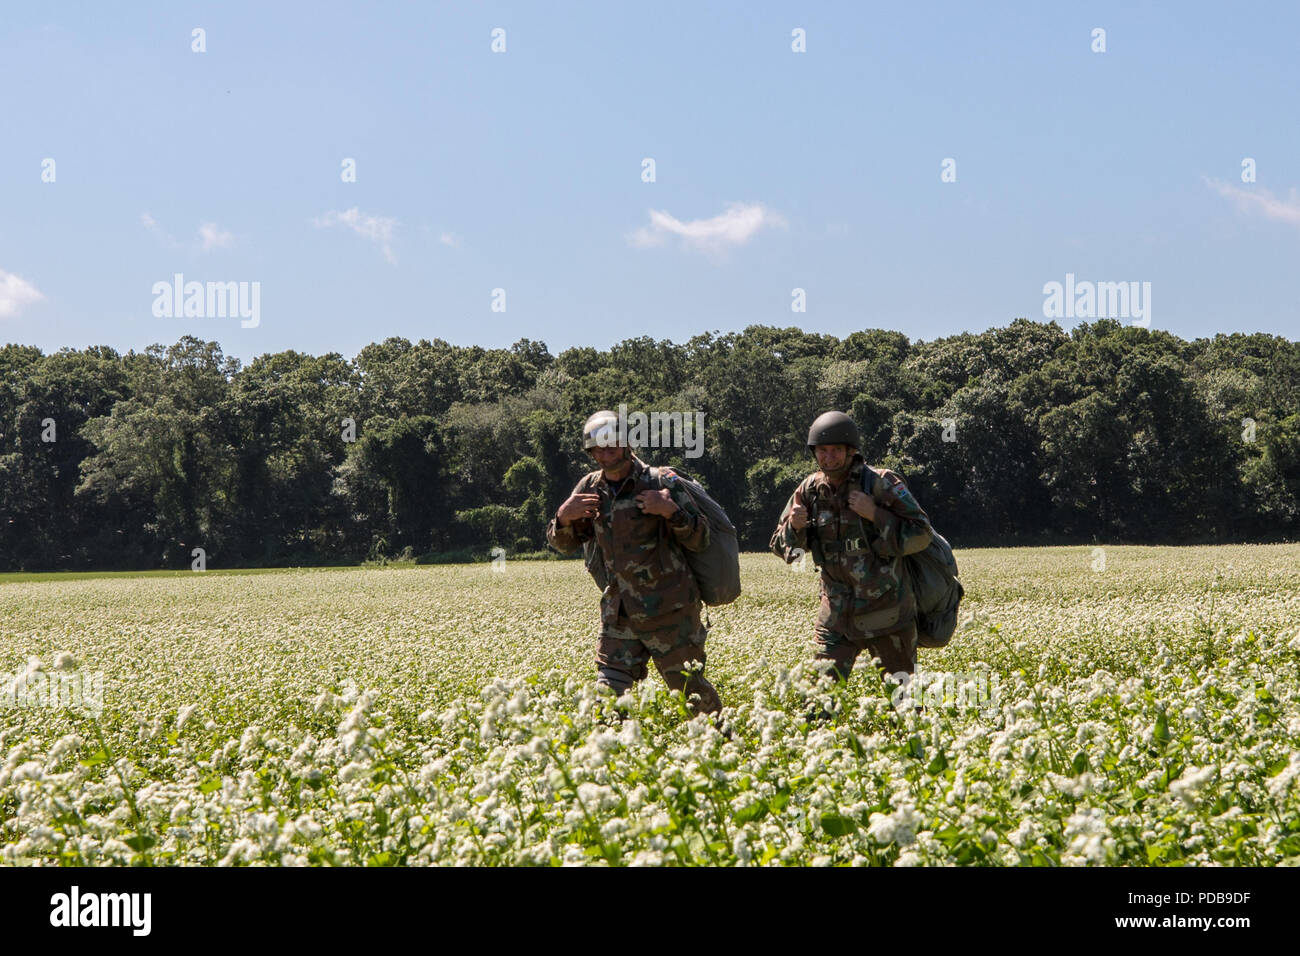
[582,409,624,450]
[807,410,860,451]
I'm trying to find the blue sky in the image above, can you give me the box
[2,1,1297,365]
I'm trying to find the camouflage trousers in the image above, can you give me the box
[597,610,722,716]
[814,621,918,683]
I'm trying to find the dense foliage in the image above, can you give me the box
[2,319,1297,570]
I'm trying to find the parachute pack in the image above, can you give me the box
[582,466,742,607]
[805,466,964,648]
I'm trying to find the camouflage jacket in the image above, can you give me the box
[770,455,934,639]
[547,456,710,633]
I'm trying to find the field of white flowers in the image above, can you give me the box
[2,544,1298,866]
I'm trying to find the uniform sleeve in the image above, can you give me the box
[665,481,710,553]
[546,478,595,554]
[867,470,933,558]
[770,480,810,563]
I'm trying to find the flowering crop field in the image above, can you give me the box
[2,544,1299,866]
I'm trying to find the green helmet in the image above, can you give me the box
[582,409,623,450]
[807,410,860,451]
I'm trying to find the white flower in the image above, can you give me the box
[48,734,82,763]
[1063,808,1112,865]
[1266,754,1300,800]
[11,761,44,782]
[732,831,752,864]
[1169,765,1216,808]
[867,813,898,845]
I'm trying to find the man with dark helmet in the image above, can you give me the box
[546,410,723,716]
[770,411,934,683]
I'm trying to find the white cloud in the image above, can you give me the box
[439,231,461,248]
[198,222,235,251]
[313,207,398,263]
[140,211,179,246]
[1206,177,1300,228]
[142,213,236,252]
[629,202,785,253]
[0,268,45,318]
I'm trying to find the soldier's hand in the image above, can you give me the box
[848,489,876,521]
[789,490,809,530]
[636,488,679,517]
[557,493,600,526]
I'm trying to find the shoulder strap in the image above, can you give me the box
[800,476,820,539]
[651,465,690,494]
[860,464,881,499]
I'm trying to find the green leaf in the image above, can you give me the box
[124,835,155,852]
[1156,763,1184,792]
[1071,750,1090,775]
[846,732,866,760]
[199,775,222,794]
[956,843,986,864]
[79,749,108,768]
[935,826,963,849]
[1153,710,1170,747]
[820,813,857,837]
[734,801,769,825]
[926,751,948,775]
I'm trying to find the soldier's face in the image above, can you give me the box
[591,445,632,478]
[815,443,850,475]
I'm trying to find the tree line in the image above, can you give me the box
[2,318,1297,571]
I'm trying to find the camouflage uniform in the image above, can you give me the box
[547,456,722,714]
[770,454,934,681]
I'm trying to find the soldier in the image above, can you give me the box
[770,411,934,683]
[547,410,723,716]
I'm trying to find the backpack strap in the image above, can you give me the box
[860,463,882,499]
[799,478,826,566]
